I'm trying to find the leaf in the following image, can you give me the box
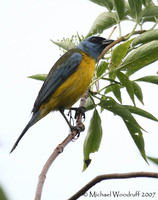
[28,74,47,81]
[128,0,142,21]
[85,96,96,111]
[118,40,158,76]
[51,39,76,51]
[99,97,147,162]
[124,119,147,162]
[132,81,144,104]
[113,0,125,20]
[136,75,158,85]
[132,29,158,47]
[0,186,8,200]
[111,39,134,69]
[83,109,102,171]
[147,156,158,165]
[111,84,122,103]
[141,0,154,7]
[86,12,117,37]
[124,105,158,121]
[97,61,108,77]
[89,0,113,11]
[141,16,158,24]
[142,6,158,18]
[99,97,141,129]
[116,71,135,105]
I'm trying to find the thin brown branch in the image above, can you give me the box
[68,172,158,200]
[34,91,88,200]
[98,30,146,61]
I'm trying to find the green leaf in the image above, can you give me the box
[141,16,158,23]
[124,119,147,162]
[141,0,155,7]
[111,39,134,69]
[0,186,8,200]
[28,74,47,81]
[124,105,158,121]
[132,30,158,47]
[97,61,108,77]
[51,39,76,51]
[142,6,158,18]
[128,0,142,21]
[89,0,113,11]
[87,12,117,37]
[132,81,144,104]
[147,156,158,165]
[99,97,147,162]
[116,71,135,105]
[83,109,102,171]
[99,97,141,129]
[136,75,158,85]
[111,84,122,103]
[118,40,158,76]
[85,96,96,111]
[113,0,125,20]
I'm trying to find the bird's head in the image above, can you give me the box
[76,36,114,61]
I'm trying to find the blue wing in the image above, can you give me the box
[32,49,82,113]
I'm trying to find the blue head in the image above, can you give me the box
[76,36,114,61]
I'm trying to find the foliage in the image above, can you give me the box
[29,0,158,170]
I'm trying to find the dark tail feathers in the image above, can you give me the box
[10,112,40,153]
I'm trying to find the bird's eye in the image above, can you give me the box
[91,37,97,43]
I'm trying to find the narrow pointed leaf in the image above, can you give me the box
[114,0,125,19]
[83,109,102,171]
[89,0,113,11]
[118,40,158,76]
[99,97,142,129]
[124,105,158,121]
[0,186,8,200]
[111,39,134,69]
[124,120,147,162]
[142,16,158,23]
[141,0,154,7]
[132,81,144,104]
[116,71,135,105]
[136,75,158,85]
[28,74,47,81]
[99,97,147,161]
[111,84,122,103]
[128,0,142,21]
[142,6,158,18]
[132,29,158,47]
[97,61,108,78]
[51,40,76,51]
[147,156,158,165]
[87,12,118,37]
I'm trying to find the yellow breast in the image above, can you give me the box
[40,52,96,114]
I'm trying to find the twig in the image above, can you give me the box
[68,172,158,200]
[98,30,146,61]
[34,91,89,200]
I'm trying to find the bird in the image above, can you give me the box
[10,36,114,153]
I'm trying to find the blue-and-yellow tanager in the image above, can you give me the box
[10,36,114,152]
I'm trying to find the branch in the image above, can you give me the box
[68,172,158,200]
[34,90,89,200]
[97,30,146,61]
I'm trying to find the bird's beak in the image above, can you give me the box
[102,39,114,46]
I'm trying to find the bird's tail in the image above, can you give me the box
[10,111,40,153]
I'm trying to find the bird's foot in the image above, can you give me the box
[70,106,86,120]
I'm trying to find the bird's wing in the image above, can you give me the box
[32,49,82,113]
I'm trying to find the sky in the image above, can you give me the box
[1,0,158,200]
